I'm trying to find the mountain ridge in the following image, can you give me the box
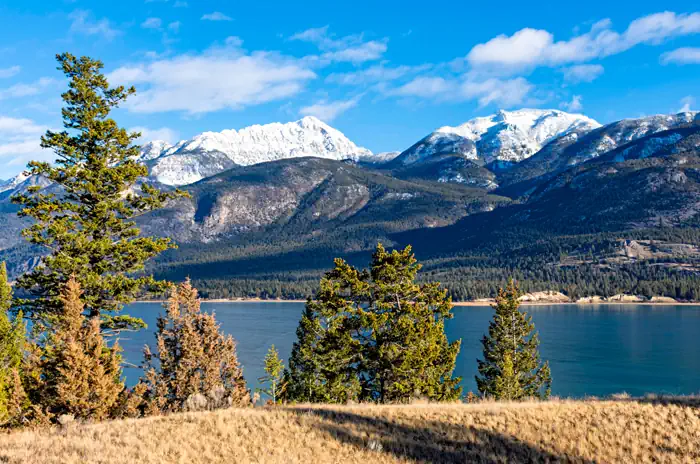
[142,116,376,186]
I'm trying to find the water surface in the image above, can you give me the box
[119,302,700,398]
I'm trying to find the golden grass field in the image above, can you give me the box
[1,398,699,463]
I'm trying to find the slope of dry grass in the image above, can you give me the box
[1,398,699,463]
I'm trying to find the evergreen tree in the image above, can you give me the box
[492,353,524,401]
[31,277,123,421]
[283,244,461,404]
[11,53,185,332]
[138,279,249,414]
[476,279,551,400]
[0,262,24,423]
[281,279,362,404]
[257,345,284,403]
[361,244,462,403]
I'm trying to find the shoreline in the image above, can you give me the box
[133,298,700,306]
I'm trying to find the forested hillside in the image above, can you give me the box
[3,110,700,301]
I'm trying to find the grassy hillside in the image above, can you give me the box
[1,399,699,463]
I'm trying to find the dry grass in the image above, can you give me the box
[1,398,699,463]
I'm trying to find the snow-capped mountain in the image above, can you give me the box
[143,116,375,186]
[138,140,172,161]
[495,111,700,196]
[564,111,700,165]
[0,173,30,194]
[359,151,401,165]
[393,109,601,166]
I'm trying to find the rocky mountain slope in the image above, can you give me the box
[143,116,376,186]
[138,157,504,244]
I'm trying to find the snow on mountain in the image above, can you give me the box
[568,111,700,165]
[0,172,53,197]
[394,109,601,166]
[142,116,374,186]
[359,151,400,165]
[0,172,30,194]
[138,140,172,161]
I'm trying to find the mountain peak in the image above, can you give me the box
[297,115,326,126]
[142,118,372,186]
[398,108,601,166]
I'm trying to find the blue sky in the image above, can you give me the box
[0,1,699,178]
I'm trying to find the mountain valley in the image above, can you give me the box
[2,108,700,300]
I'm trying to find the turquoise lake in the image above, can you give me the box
[119,302,700,398]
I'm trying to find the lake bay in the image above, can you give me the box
[119,302,700,398]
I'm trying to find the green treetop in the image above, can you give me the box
[11,53,186,331]
[283,243,462,404]
[257,345,285,403]
[476,279,551,400]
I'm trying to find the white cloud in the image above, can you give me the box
[201,12,232,21]
[173,1,188,7]
[392,75,533,108]
[460,77,533,107]
[467,12,700,72]
[299,96,360,122]
[69,10,120,40]
[0,78,55,100]
[130,126,179,144]
[0,66,20,79]
[661,47,700,65]
[562,95,584,112]
[561,64,604,83]
[322,41,387,64]
[326,63,431,86]
[0,116,52,170]
[291,26,387,64]
[679,95,695,113]
[394,77,455,98]
[141,17,162,30]
[168,21,181,33]
[290,26,337,47]
[108,41,316,114]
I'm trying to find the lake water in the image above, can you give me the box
[118,302,700,398]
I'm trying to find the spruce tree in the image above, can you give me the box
[11,53,185,332]
[0,262,24,423]
[283,244,461,404]
[32,277,124,421]
[476,279,551,400]
[282,277,362,404]
[138,279,249,414]
[361,244,461,403]
[257,345,284,403]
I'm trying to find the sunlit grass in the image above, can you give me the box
[1,397,699,463]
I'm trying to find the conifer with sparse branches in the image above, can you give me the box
[30,277,124,421]
[0,262,25,424]
[476,279,551,400]
[137,279,249,414]
[257,345,284,404]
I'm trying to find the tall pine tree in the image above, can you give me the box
[476,279,551,400]
[12,53,185,331]
[283,244,461,404]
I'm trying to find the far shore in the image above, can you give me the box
[133,298,700,306]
